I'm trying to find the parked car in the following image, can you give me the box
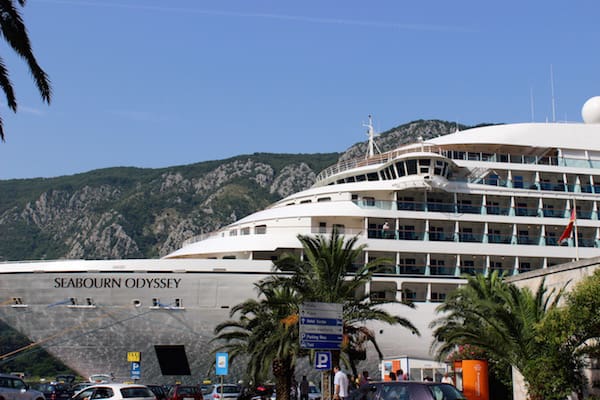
[199,384,212,397]
[358,381,465,400]
[166,385,203,400]
[71,382,93,394]
[303,384,321,400]
[55,376,76,385]
[209,385,240,400]
[0,373,46,400]
[145,385,167,400]
[33,382,74,400]
[71,384,156,400]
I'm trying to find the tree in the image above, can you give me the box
[273,230,419,377]
[212,280,301,400]
[430,271,566,400]
[0,0,51,141]
[213,231,419,400]
[536,269,600,398]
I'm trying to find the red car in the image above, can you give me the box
[167,385,204,400]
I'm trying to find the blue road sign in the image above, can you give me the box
[216,352,228,376]
[315,351,332,370]
[299,302,343,350]
[130,361,141,380]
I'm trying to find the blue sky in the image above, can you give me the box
[0,0,598,179]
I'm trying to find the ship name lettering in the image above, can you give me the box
[53,277,181,289]
[123,277,181,289]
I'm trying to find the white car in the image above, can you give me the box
[72,384,156,400]
[209,384,241,400]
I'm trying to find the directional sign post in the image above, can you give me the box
[299,302,343,350]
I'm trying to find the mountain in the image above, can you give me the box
[0,120,475,262]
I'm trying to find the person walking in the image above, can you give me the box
[333,365,349,400]
[299,376,309,400]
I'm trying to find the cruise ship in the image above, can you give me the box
[2,96,600,383]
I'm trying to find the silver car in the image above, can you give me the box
[209,385,241,400]
[0,374,46,400]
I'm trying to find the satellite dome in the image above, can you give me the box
[582,96,600,124]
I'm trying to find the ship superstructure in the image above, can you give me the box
[2,97,600,382]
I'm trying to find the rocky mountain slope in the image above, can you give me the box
[0,119,473,262]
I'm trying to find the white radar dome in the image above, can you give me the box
[582,96,600,124]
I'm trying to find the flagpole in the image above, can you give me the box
[574,198,579,260]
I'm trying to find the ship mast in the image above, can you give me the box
[364,114,380,159]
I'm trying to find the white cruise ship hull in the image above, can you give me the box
[0,259,446,383]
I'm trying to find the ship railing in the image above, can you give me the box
[316,144,444,182]
[366,228,599,248]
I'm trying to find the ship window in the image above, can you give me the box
[363,197,375,206]
[319,222,327,233]
[241,227,250,235]
[333,224,345,234]
[222,255,236,259]
[434,160,444,175]
[86,298,94,306]
[255,225,267,234]
[351,194,359,201]
[132,299,142,307]
[12,297,23,305]
[346,176,355,182]
[370,291,386,300]
[355,174,366,182]
[430,292,446,301]
[317,197,331,202]
[152,298,160,307]
[520,262,531,272]
[367,172,379,181]
[406,159,417,175]
[229,229,238,236]
[70,297,77,305]
[418,159,431,174]
[513,175,524,188]
[336,179,345,184]
[300,199,312,204]
[395,161,406,177]
[174,298,182,308]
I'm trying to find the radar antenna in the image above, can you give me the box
[363,114,382,158]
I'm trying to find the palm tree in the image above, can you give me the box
[212,280,301,400]
[0,0,51,140]
[273,230,419,376]
[430,271,565,400]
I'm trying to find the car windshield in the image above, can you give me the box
[178,387,199,395]
[36,384,55,392]
[121,387,154,398]
[217,386,239,394]
[428,384,466,400]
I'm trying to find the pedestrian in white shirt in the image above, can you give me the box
[333,365,349,400]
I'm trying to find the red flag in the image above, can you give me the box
[558,208,576,244]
